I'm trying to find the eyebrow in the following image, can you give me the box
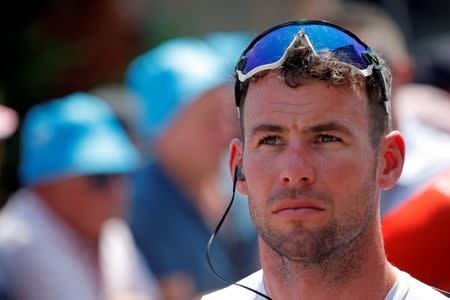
[249,121,354,139]
[306,121,353,135]
[250,124,287,137]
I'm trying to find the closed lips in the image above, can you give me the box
[272,200,325,213]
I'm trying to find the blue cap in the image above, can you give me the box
[126,32,252,140]
[19,93,140,186]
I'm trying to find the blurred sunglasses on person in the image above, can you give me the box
[84,174,125,189]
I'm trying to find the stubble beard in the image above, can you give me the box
[248,161,378,280]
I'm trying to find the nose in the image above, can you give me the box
[279,144,315,185]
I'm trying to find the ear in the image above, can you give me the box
[229,138,248,195]
[378,131,406,190]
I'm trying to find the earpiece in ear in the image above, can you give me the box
[236,165,246,181]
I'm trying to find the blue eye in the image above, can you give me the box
[317,135,340,143]
[260,136,282,145]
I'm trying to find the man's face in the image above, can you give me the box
[43,174,129,241]
[171,85,239,177]
[231,73,381,262]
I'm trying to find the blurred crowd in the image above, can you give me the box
[0,0,449,299]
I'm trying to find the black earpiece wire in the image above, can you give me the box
[206,167,272,300]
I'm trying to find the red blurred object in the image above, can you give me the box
[382,168,450,291]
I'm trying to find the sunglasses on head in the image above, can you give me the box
[234,20,388,108]
[85,174,123,189]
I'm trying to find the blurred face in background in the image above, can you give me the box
[168,85,240,178]
[35,173,129,242]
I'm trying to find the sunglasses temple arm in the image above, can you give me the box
[372,66,391,118]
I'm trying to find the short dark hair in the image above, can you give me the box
[237,32,392,148]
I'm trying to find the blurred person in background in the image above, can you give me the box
[0,105,19,203]
[0,93,161,300]
[0,104,19,300]
[0,105,18,173]
[0,267,8,300]
[126,33,258,299]
[91,84,142,149]
[413,33,450,93]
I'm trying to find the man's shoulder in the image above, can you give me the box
[388,268,448,300]
[201,270,264,300]
[405,276,448,299]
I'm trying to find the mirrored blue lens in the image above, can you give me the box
[241,24,369,75]
[242,25,301,74]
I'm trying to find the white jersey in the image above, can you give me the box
[201,267,447,300]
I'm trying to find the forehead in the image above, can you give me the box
[242,73,369,133]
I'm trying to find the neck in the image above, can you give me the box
[260,215,397,300]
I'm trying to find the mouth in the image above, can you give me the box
[272,199,325,218]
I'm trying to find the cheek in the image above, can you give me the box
[323,156,363,179]
[193,127,227,165]
[79,193,107,217]
[243,151,275,196]
[319,153,376,208]
[83,190,125,221]
[319,146,373,180]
